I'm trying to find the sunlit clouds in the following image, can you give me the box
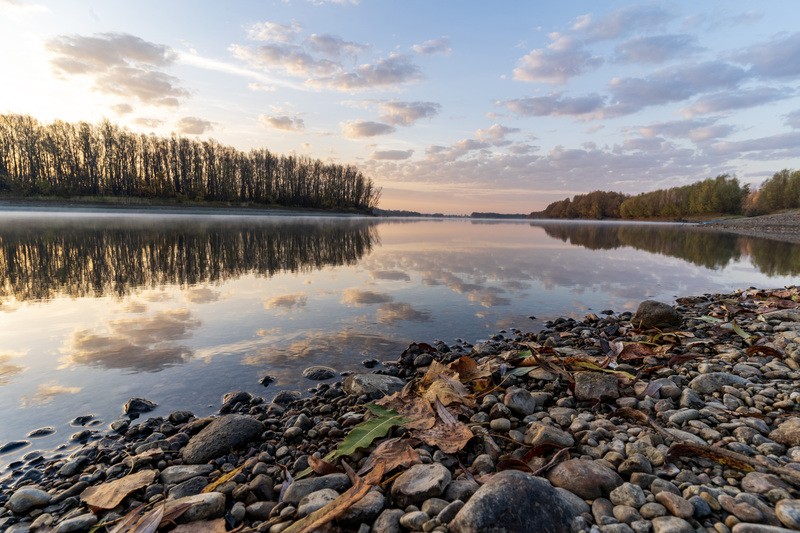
[264,293,308,310]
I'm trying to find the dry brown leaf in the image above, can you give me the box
[81,469,157,510]
[375,391,435,431]
[109,503,147,533]
[448,356,492,382]
[618,342,655,361]
[172,518,227,533]
[667,442,755,472]
[202,464,243,493]
[419,360,455,388]
[414,399,473,454]
[746,345,785,358]
[308,455,342,476]
[283,462,386,533]
[496,459,533,473]
[423,374,476,408]
[357,437,421,476]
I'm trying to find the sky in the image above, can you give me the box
[1,1,800,214]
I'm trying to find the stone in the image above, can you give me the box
[124,397,157,415]
[53,513,98,533]
[574,371,619,401]
[524,422,575,448]
[342,373,405,397]
[391,463,451,507]
[168,476,208,499]
[302,366,337,380]
[651,516,694,533]
[246,501,278,520]
[443,479,480,502]
[503,387,539,416]
[7,486,52,513]
[373,509,404,533]
[547,458,623,499]
[400,511,429,530]
[770,418,800,447]
[632,301,681,329]
[283,473,351,505]
[742,472,791,494]
[655,492,694,519]
[0,441,30,454]
[776,499,800,529]
[449,470,578,533]
[731,525,798,533]
[688,372,748,394]
[338,489,385,527]
[182,415,264,464]
[27,427,56,438]
[437,500,465,523]
[297,488,338,517]
[165,492,226,523]
[610,483,646,508]
[161,464,214,485]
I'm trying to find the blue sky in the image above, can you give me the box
[1,1,800,214]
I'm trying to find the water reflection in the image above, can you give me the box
[536,222,800,275]
[0,216,378,302]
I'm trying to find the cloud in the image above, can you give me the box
[21,381,81,407]
[513,33,603,84]
[412,37,452,56]
[736,31,800,79]
[264,293,307,309]
[606,61,749,116]
[133,117,163,128]
[62,308,199,372]
[637,119,734,142]
[248,82,276,92]
[0,353,25,384]
[614,34,701,64]
[572,5,672,41]
[709,131,800,158]
[378,101,441,126]
[46,32,187,107]
[371,149,414,160]
[184,287,220,303]
[307,33,368,57]
[499,93,606,118]
[681,87,796,118]
[111,103,133,115]
[340,288,393,305]
[376,302,430,324]
[247,21,303,43]
[476,124,520,145]
[259,114,305,131]
[314,53,423,90]
[230,42,339,78]
[370,270,410,281]
[343,120,396,138]
[175,116,214,135]
[785,110,800,129]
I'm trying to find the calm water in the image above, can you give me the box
[1,210,799,470]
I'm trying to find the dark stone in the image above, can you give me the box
[124,398,157,415]
[272,390,302,405]
[181,415,264,464]
[27,427,56,438]
[302,366,337,380]
[259,375,276,387]
[0,441,30,455]
[631,300,681,329]
[547,459,623,500]
[342,374,405,397]
[450,470,578,533]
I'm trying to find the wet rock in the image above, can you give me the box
[283,473,351,505]
[342,373,405,397]
[302,366,337,380]
[450,470,578,533]
[776,499,800,530]
[0,441,30,454]
[6,486,52,513]
[769,418,800,447]
[27,427,56,438]
[182,415,264,464]
[574,372,619,401]
[390,463,451,507]
[688,372,748,394]
[161,464,214,485]
[548,458,623,499]
[272,390,302,404]
[632,300,681,329]
[124,397,157,415]
[259,375,276,387]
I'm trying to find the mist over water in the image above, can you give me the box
[1,211,798,469]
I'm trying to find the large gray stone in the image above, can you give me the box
[53,513,98,533]
[689,372,748,394]
[574,371,619,402]
[632,301,681,329]
[338,489,386,527]
[770,418,800,447]
[302,366,337,380]
[165,492,226,523]
[450,470,579,533]
[547,458,623,500]
[390,463,451,507]
[181,415,264,464]
[161,464,214,485]
[777,499,800,530]
[6,486,52,513]
[283,473,351,505]
[524,422,575,448]
[503,387,538,416]
[342,373,405,397]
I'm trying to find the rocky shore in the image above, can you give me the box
[705,210,800,244]
[3,287,800,532]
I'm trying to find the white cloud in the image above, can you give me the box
[248,82,276,92]
[412,37,452,56]
[681,87,795,117]
[614,34,702,64]
[313,53,423,90]
[499,93,606,118]
[247,21,303,43]
[637,119,734,142]
[475,124,520,145]
[133,117,163,128]
[259,114,305,131]
[513,33,603,84]
[175,116,214,135]
[371,149,413,160]
[342,120,396,138]
[307,33,368,57]
[378,101,441,126]
[111,103,133,115]
[264,293,308,309]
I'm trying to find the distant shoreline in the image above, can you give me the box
[702,209,800,244]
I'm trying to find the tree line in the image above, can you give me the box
[0,114,381,211]
[531,171,800,220]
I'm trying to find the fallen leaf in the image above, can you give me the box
[81,469,157,510]
[746,345,784,358]
[448,356,492,382]
[357,437,421,476]
[667,442,755,472]
[414,399,473,453]
[617,343,655,361]
[109,504,148,533]
[308,455,342,476]
[376,391,435,431]
[496,459,533,473]
[667,353,701,367]
[419,360,457,388]
[172,518,227,533]
[328,404,407,461]
[510,366,536,377]
[283,462,386,533]
[732,320,754,344]
[423,374,476,408]
[202,464,243,493]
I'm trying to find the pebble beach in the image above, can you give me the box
[3,286,800,532]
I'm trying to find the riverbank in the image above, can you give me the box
[2,287,800,532]
[704,210,800,244]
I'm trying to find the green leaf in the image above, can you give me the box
[510,366,536,377]
[731,321,753,345]
[330,404,407,461]
[698,315,723,324]
[514,349,532,359]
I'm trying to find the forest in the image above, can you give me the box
[531,171,800,220]
[0,114,381,212]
